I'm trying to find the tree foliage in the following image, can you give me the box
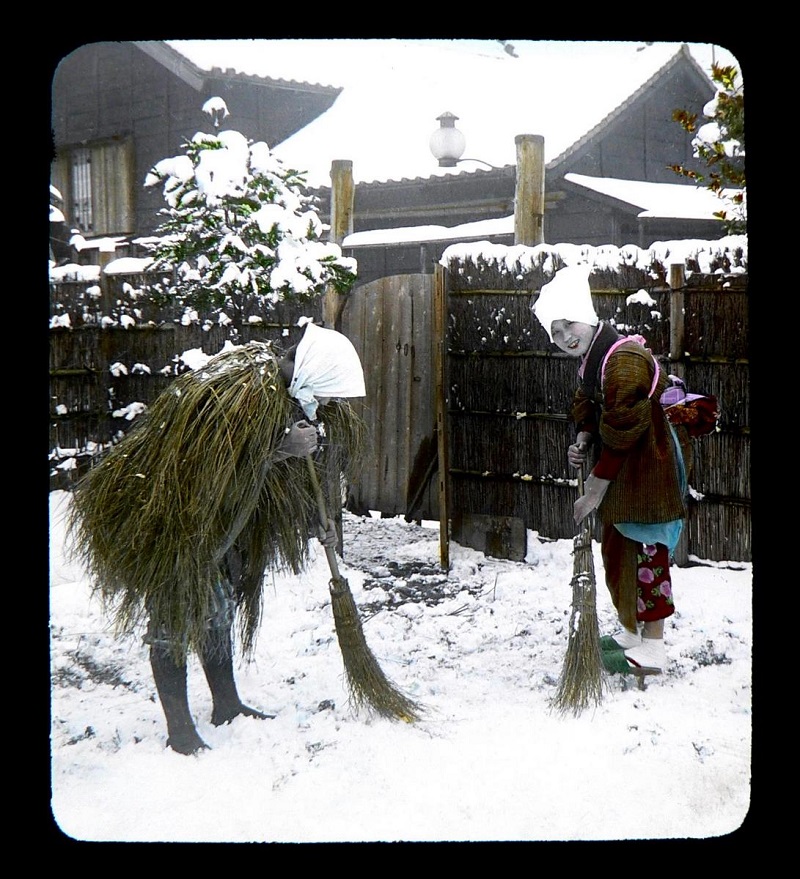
[142,99,357,323]
[671,63,745,234]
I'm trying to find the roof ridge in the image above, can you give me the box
[145,40,340,94]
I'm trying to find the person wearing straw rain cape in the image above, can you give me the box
[68,318,367,755]
[532,266,690,678]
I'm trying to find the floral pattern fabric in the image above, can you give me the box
[636,542,674,621]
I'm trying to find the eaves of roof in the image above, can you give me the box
[309,162,516,196]
[561,175,646,216]
[546,44,715,174]
[563,172,734,221]
[134,41,341,97]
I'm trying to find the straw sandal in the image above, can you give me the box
[602,643,664,677]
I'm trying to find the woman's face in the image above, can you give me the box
[550,320,596,358]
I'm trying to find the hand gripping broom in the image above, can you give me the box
[304,454,422,722]
[551,466,607,715]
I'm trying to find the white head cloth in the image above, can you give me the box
[288,320,366,420]
[532,264,598,342]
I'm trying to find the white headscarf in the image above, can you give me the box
[532,265,598,342]
[288,320,366,420]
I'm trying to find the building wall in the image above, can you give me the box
[560,67,709,184]
[53,43,198,238]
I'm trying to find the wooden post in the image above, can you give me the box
[668,262,689,567]
[514,134,545,247]
[433,263,450,570]
[325,159,355,330]
[324,160,356,549]
[330,159,354,246]
[669,263,686,364]
[98,238,117,315]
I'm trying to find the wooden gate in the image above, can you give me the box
[340,274,438,521]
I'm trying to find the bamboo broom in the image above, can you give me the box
[551,467,607,715]
[304,454,422,722]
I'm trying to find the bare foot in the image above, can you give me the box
[167,731,210,755]
[211,702,275,726]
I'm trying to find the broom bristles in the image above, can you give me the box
[304,452,422,724]
[551,524,607,716]
[329,575,422,723]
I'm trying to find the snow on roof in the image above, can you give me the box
[564,173,738,220]
[167,40,731,189]
[344,216,514,248]
[342,173,732,247]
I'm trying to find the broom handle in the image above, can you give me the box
[576,463,593,539]
[304,453,343,579]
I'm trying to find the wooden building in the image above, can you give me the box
[51,41,722,278]
[50,41,340,254]
[308,44,723,285]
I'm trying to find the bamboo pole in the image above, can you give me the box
[98,239,117,316]
[434,263,450,570]
[668,262,689,566]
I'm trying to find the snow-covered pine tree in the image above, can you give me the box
[142,97,357,325]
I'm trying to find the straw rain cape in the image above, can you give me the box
[68,340,365,662]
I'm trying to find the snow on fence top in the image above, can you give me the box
[440,236,747,283]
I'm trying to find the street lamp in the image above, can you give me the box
[429,111,467,167]
[430,112,547,246]
[429,111,501,170]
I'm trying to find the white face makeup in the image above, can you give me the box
[550,319,597,358]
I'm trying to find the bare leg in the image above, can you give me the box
[642,619,664,640]
[200,624,274,726]
[149,643,209,755]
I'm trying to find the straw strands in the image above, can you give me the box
[68,341,365,662]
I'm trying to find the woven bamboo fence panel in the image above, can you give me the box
[440,259,750,563]
[50,261,750,563]
[50,272,322,491]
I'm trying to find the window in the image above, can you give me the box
[71,147,92,232]
[51,137,135,237]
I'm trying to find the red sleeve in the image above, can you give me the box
[593,446,627,480]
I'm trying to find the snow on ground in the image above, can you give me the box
[49,490,752,844]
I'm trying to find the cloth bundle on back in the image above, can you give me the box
[288,318,366,420]
[68,320,419,755]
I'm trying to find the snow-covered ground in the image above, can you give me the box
[49,489,752,843]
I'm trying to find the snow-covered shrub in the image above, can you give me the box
[142,98,357,322]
